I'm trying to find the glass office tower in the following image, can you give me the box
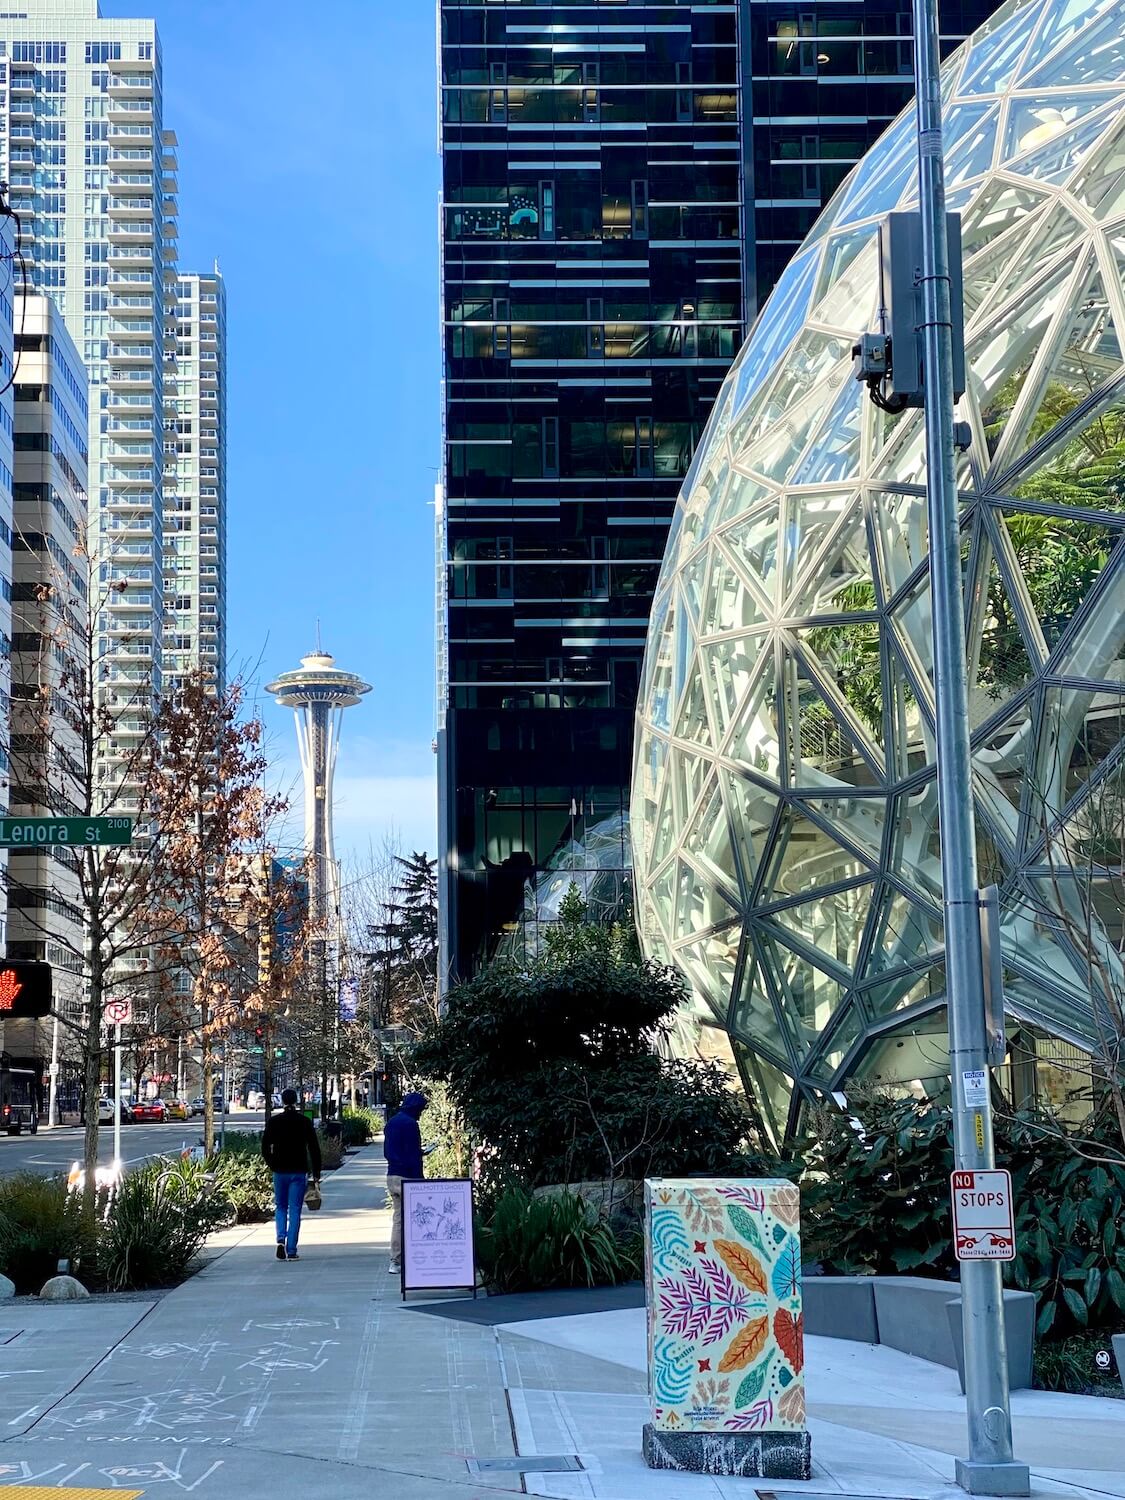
[437,0,997,982]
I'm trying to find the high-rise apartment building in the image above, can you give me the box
[0,0,177,745]
[7,293,88,1026]
[0,217,15,950]
[436,0,999,983]
[163,269,227,691]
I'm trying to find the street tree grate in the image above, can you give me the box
[467,1455,583,1474]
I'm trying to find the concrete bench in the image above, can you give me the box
[802,1274,1035,1391]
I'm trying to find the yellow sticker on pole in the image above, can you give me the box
[974,1111,985,1151]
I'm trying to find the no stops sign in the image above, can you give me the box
[951,1168,1016,1261]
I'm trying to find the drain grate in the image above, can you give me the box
[467,1455,584,1475]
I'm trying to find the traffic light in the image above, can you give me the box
[0,961,51,1019]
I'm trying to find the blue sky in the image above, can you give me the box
[103,0,442,868]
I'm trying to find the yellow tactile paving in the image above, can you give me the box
[0,1490,143,1498]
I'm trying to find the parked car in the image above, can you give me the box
[245,1090,265,1110]
[131,1098,166,1124]
[164,1098,190,1121]
[96,1096,133,1125]
[189,1097,205,1117]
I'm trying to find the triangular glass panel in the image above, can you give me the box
[1000,884,1100,1012]
[671,743,711,827]
[890,568,936,684]
[795,623,885,764]
[880,413,928,486]
[689,450,731,541]
[807,1006,863,1086]
[765,800,877,901]
[863,963,947,1023]
[673,856,739,938]
[960,0,1043,95]
[761,934,848,1064]
[643,593,676,733]
[1024,0,1125,86]
[1007,262,1123,466]
[1054,566,1125,682]
[972,694,1035,843]
[649,773,678,872]
[674,669,715,751]
[886,780,944,902]
[832,110,918,228]
[789,375,865,485]
[782,490,855,597]
[718,467,776,527]
[791,503,877,617]
[754,360,853,485]
[649,860,676,948]
[782,645,880,789]
[1071,127,1125,225]
[1009,391,1125,514]
[725,645,783,782]
[960,179,1049,260]
[737,1045,797,1150]
[702,546,769,641]
[815,224,876,305]
[814,236,880,336]
[680,546,711,628]
[767,878,874,974]
[674,924,741,1028]
[963,202,1084,325]
[967,538,1037,728]
[969,259,1074,457]
[944,103,1001,189]
[887,641,934,780]
[719,500,781,608]
[1017,0,1117,85]
[1004,96,1120,185]
[731,245,820,424]
[799,791,889,869]
[731,940,794,1069]
[721,769,781,900]
[729,329,845,461]
[700,634,764,737]
[682,776,740,898]
[1032,687,1125,842]
[999,506,1125,653]
[862,882,944,981]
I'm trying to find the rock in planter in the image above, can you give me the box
[0,1275,14,1301]
[534,1179,644,1231]
[39,1275,89,1301]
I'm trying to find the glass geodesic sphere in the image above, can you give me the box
[632,0,1125,1141]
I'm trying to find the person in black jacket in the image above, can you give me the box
[261,1089,322,1261]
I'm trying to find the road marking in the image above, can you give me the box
[0,1489,143,1498]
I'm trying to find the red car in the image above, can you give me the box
[131,1098,166,1123]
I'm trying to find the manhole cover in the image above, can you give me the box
[467,1455,583,1474]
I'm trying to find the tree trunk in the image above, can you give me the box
[81,1032,101,1215]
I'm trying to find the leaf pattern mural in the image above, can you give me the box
[647,1179,807,1435]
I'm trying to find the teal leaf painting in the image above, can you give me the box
[653,1336,694,1404]
[727,1204,767,1254]
[734,1352,773,1408]
[771,1235,801,1302]
[650,1208,691,1274]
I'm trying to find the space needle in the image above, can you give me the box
[266,646,372,931]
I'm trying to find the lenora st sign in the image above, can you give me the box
[0,817,133,847]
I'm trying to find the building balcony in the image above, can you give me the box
[106,392,155,417]
[107,74,154,98]
[109,195,155,216]
[107,123,154,145]
[108,343,154,363]
[110,148,155,167]
[108,219,155,245]
[109,320,155,342]
[107,245,154,269]
[108,99,154,124]
[105,467,156,487]
[9,71,35,95]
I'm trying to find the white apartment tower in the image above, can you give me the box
[0,0,177,747]
[163,269,226,691]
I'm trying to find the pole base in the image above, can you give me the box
[955,1458,1031,1496]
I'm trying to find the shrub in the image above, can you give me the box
[97,1169,212,1291]
[341,1107,382,1146]
[0,1174,94,1293]
[801,1093,1125,1341]
[1035,1330,1124,1395]
[317,1130,344,1171]
[477,1186,633,1294]
[210,1150,274,1223]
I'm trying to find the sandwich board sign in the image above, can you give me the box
[951,1168,1016,1261]
[401,1178,476,1298]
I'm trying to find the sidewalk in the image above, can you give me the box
[0,1152,1120,1499]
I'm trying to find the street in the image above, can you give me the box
[0,1112,266,1177]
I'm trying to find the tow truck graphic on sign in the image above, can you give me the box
[950,1168,1016,1261]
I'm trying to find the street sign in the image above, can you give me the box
[951,1168,1016,1261]
[104,998,132,1026]
[0,816,133,847]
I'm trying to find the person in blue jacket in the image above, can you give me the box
[384,1091,428,1274]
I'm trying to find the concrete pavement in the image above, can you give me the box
[0,1149,1120,1499]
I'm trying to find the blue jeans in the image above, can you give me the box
[274,1172,307,1257]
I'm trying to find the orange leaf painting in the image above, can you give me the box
[717,1316,769,1373]
[714,1239,767,1295]
[774,1309,804,1374]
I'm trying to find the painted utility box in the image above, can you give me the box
[643,1178,812,1477]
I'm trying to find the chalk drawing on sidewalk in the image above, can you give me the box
[241,1317,340,1332]
[236,1338,339,1376]
[0,1452,225,1491]
[43,1381,251,1435]
[136,1343,227,1366]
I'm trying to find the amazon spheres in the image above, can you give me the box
[631,0,1125,1144]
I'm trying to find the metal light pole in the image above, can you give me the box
[113,1021,122,1167]
[46,1014,60,1129]
[910,0,1029,1493]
